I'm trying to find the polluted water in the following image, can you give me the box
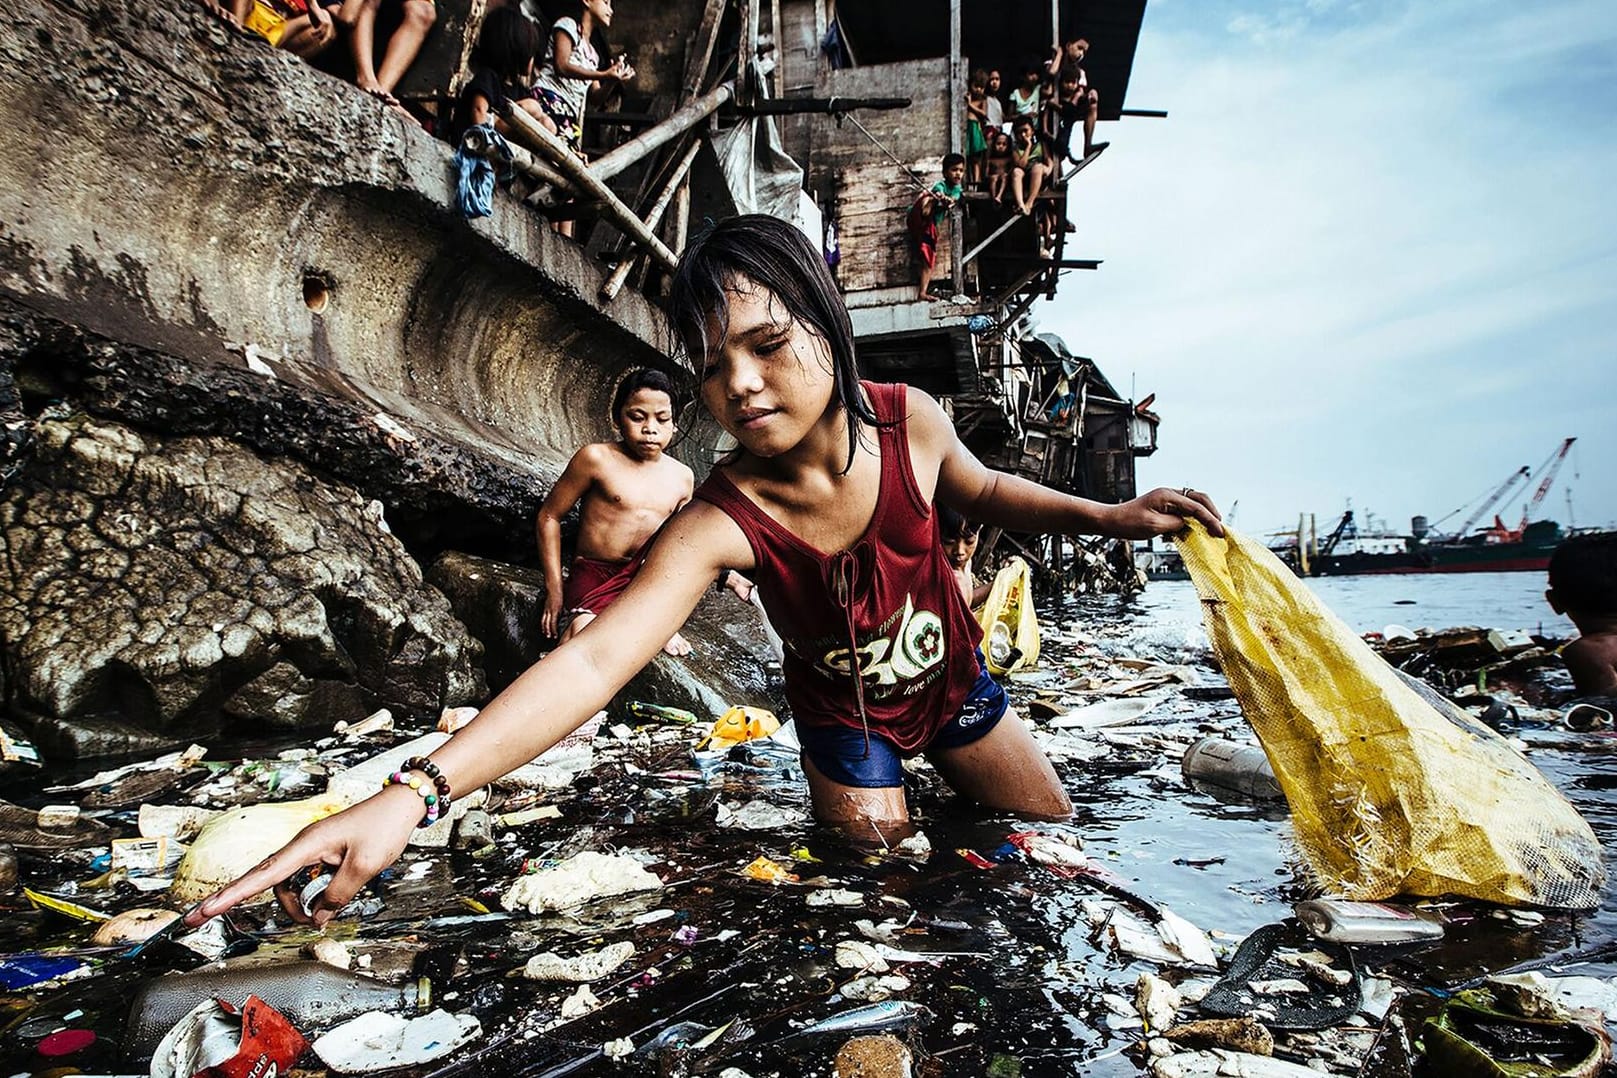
[0,571,1612,1077]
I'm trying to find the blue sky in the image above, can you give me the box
[1039,0,1617,539]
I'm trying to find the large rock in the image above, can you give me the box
[427,550,784,721]
[0,413,484,751]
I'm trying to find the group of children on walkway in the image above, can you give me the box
[971,41,1106,208]
[203,0,439,117]
[191,213,1223,926]
[202,0,635,170]
[910,37,1109,299]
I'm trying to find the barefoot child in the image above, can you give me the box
[965,70,990,187]
[986,130,1013,204]
[907,154,966,301]
[190,214,1221,926]
[537,368,708,657]
[530,0,635,235]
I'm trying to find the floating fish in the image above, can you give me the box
[785,1001,929,1040]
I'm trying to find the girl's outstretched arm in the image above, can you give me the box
[908,387,1224,539]
[189,502,753,926]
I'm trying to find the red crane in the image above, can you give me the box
[1517,437,1577,531]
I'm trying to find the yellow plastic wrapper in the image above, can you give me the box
[1177,522,1605,908]
[976,556,1040,676]
[697,706,780,752]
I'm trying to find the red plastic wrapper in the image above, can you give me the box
[151,994,308,1078]
[956,849,997,871]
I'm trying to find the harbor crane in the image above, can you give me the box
[1453,465,1530,539]
[1510,436,1577,535]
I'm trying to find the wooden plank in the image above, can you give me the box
[680,0,727,101]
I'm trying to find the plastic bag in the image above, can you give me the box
[976,557,1040,675]
[696,706,780,751]
[1176,523,1604,908]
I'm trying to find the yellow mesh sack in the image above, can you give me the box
[977,556,1040,676]
[1176,522,1604,909]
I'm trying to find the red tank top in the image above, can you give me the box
[694,382,981,755]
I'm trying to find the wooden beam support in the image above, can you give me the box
[589,81,734,182]
[961,212,1025,267]
[499,104,679,271]
[601,139,702,301]
[680,0,727,104]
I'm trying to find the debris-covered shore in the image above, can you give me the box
[1,593,1613,1078]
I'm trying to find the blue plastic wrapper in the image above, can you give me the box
[0,954,83,989]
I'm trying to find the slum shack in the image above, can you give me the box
[1,1,1613,1077]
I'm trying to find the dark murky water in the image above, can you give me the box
[1,571,1611,1076]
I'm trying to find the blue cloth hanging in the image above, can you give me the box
[454,123,514,220]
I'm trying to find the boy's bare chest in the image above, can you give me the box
[592,462,683,513]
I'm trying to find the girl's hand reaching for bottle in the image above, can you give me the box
[183,785,422,929]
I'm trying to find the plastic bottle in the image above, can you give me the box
[126,960,428,1061]
[1181,737,1283,800]
[1294,899,1445,944]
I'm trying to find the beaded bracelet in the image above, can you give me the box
[404,756,453,806]
[382,759,452,828]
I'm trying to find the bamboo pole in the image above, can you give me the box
[589,81,735,182]
[499,104,679,271]
[601,139,702,301]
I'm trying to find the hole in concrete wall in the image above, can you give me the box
[302,272,334,314]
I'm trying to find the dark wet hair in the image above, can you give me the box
[942,152,966,171]
[668,214,883,473]
[1550,533,1617,613]
[472,7,539,82]
[611,367,677,419]
[936,504,981,543]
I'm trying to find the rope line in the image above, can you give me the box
[838,111,932,195]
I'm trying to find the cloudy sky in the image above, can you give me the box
[1039,0,1617,540]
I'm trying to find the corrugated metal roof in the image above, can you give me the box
[832,0,1148,122]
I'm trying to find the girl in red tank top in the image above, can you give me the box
[189,217,1223,926]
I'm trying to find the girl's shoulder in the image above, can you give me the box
[550,15,581,40]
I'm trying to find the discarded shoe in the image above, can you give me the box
[1423,987,1610,1077]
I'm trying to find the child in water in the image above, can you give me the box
[189,214,1220,926]
[937,504,991,609]
[1547,532,1617,698]
[537,368,743,657]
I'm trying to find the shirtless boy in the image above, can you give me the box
[1547,532,1617,697]
[537,369,702,655]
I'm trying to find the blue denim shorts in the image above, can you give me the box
[798,650,1008,788]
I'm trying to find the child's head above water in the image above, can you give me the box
[610,368,678,458]
[936,504,982,571]
[1549,533,1617,622]
[668,215,882,471]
